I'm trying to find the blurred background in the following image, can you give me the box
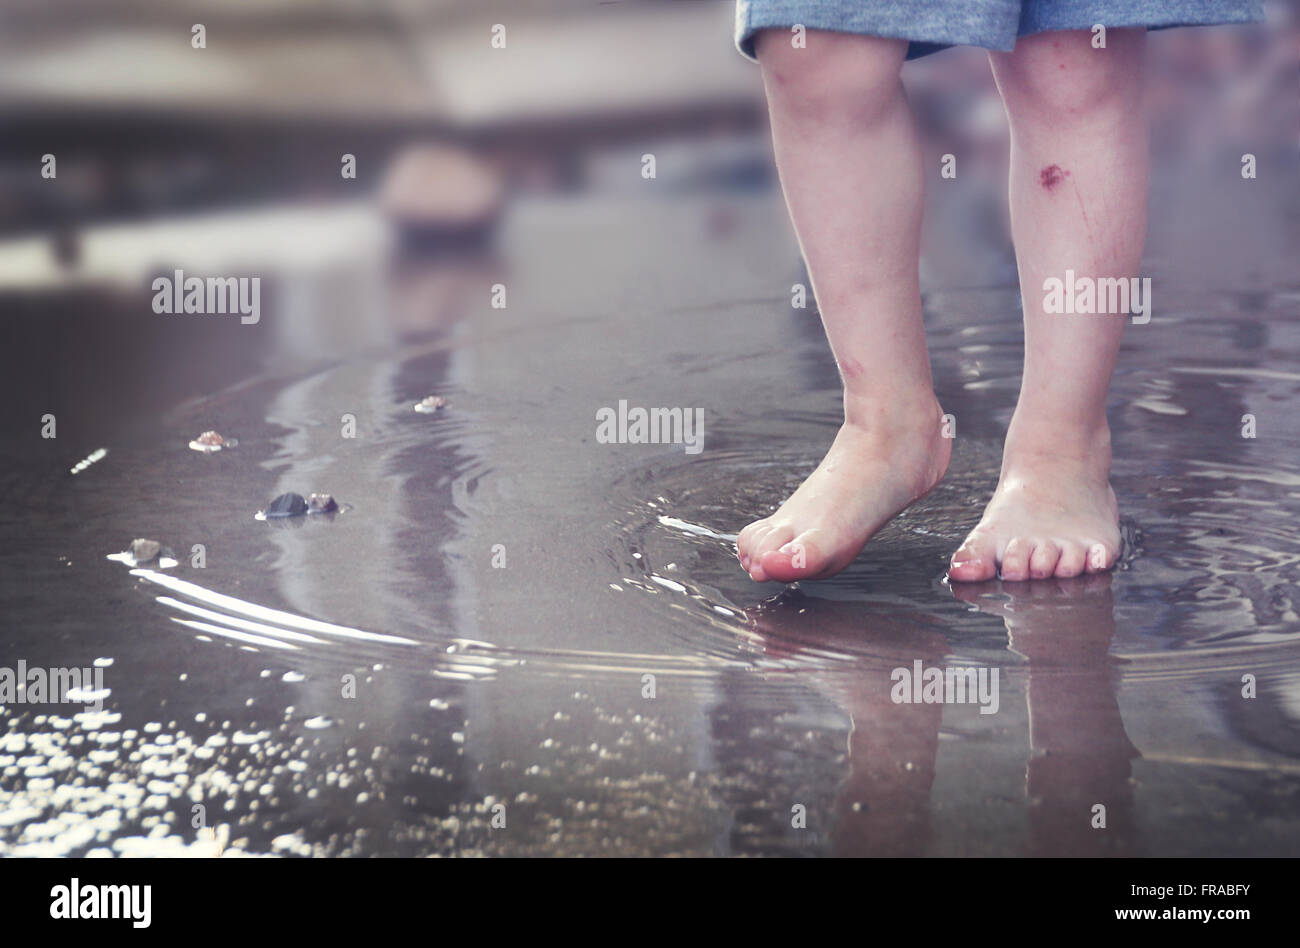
[0,0,1293,443]
[0,0,1293,289]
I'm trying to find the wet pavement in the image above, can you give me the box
[1,162,1298,855]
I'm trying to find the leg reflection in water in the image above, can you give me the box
[747,594,948,856]
[953,574,1139,856]
[742,572,1139,855]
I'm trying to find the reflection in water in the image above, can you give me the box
[955,577,1138,857]
[746,597,947,857]
[736,578,1137,856]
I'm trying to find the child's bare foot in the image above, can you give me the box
[737,398,950,583]
[949,427,1120,582]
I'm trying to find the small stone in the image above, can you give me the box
[265,493,308,518]
[307,493,338,514]
[414,395,448,414]
[130,539,161,562]
[189,430,235,453]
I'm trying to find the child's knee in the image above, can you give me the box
[996,29,1143,117]
[756,28,907,122]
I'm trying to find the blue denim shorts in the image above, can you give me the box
[735,0,1264,61]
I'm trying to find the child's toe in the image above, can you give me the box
[759,534,826,583]
[1084,542,1113,574]
[949,533,998,583]
[999,537,1033,581]
[1054,541,1088,578]
[745,525,796,582]
[753,525,796,559]
[1028,540,1061,579]
[736,519,770,559]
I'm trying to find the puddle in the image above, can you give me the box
[1,194,1298,856]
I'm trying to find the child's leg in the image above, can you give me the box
[737,28,950,583]
[950,29,1147,582]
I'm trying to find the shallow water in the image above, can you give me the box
[2,187,1299,856]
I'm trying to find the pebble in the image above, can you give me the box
[414,395,448,414]
[188,431,235,454]
[130,539,161,563]
[307,493,338,514]
[262,492,342,519]
[264,493,308,518]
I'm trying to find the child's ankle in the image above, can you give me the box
[843,389,943,435]
[1004,414,1112,469]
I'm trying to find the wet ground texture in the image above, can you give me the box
[1,164,1299,856]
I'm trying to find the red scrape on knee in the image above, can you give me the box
[839,356,865,379]
[1040,164,1070,191]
